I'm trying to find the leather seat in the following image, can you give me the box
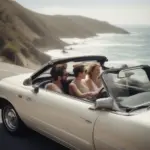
[39,80,52,89]
[62,79,73,94]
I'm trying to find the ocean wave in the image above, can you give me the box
[130,32,143,35]
[129,32,150,38]
[61,38,85,44]
[87,43,143,47]
[45,49,150,66]
[64,40,144,49]
[97,33,129,37]
[106,60,140,66]
[45,49,84,59]
[45,27,150,66]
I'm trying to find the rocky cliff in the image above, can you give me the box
[0,0,128,69]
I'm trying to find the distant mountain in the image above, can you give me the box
[37,15,129,39]
[0,0,129,68]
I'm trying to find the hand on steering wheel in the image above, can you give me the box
[97,87,108,98]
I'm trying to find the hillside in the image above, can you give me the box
[0,0,52,69]
[37,15,128,38]
[0,0,128,68]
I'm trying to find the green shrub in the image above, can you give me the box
[5,42,20,53]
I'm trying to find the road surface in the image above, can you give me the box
[0,62,68,150]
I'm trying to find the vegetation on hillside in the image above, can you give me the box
[0,0,128,69]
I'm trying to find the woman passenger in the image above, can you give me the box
[69,64,96,99]
[84,63,103,90]
[82,63,104,98]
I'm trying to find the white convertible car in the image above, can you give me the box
[0,55,150,150]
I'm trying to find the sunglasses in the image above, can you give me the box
[81,70,87,73]
[84,70,87,73]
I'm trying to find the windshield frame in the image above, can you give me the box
[100,69,120,111]
[101,65,150,110]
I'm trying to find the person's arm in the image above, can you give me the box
[84,79,95,92]
[69,83,92,98]
[46,84,55,91]
[91,87,103,95]
[84,79,103,96]
[46,84,61,93]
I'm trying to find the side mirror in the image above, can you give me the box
[90,97,113,110]
[23,78,32,85]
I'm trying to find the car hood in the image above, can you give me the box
[0,72,33,85]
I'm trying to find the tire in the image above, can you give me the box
[1,103,27,136]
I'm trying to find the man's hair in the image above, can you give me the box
[50,66,65,81]
[73,65,85,77]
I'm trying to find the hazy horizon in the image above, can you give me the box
[18,0,150,25]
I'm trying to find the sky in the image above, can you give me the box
[17,0,150,25]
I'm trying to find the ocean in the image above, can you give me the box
[46,25,150,67]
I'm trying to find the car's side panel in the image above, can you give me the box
[0,81,97,150]
[0,81,28,113]
[25,88,100,150]
[94,111,150,150]
[0,81,38,128]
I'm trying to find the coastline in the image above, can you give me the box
[0,0,129,70]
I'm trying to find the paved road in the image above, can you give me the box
[0,62,69,150]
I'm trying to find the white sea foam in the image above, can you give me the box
[105,60,140,68]
[61,38,85,45]
[45,49,84,59]
[45,27,150,66]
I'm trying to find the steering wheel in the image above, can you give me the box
[97,87,109,98]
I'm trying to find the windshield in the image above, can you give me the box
[102,68,150,108]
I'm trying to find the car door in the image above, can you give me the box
[93,65,150,150]
[94,110,150,150]
[21,86,100,150]
[94,110,137,150]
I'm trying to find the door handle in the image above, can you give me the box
[18,94,22,98]
[26,97,32,101]
[17,94,32,101]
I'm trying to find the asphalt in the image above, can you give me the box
[0,62,68,150]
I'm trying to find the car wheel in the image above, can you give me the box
[1,103,27,136]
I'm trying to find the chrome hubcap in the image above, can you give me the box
[3,107,18,131]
